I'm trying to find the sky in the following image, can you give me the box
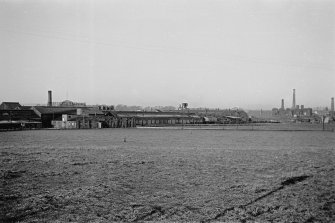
[0,0,334,109]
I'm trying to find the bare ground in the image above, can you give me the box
[0,128,334,222]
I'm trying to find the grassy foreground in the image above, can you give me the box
[1,128,334,222]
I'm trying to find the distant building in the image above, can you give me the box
[187,108,249,123]
[97,105,114,111]
[50,100,86,107]
[273,105,313,118]
[272,90,315,122]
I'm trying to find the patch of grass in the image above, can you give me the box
[0,129,334,222]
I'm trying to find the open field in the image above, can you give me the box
[1,128,334,222]
[139,123,335,132]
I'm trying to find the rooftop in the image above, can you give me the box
[0,102,22,110]
[32,106,77,116]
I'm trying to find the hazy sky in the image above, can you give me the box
[1,0,334,109]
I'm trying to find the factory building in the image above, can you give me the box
[187,108,249,124]
[32,106,78,128]
[0,102,42,130]
[51,109,202,129]
[1,91,249,129]
[131,111,202,126]
[272,89,314,122]
[41,91,208,129]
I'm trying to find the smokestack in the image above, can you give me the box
[48,90,52,107]
[281,99,284,110]
[292,89,296,109]
[331,97,334,115]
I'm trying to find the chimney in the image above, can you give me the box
[331,97,334,116]
[292,89,296,109]
[48,90,52,107]
[281,99,284,110]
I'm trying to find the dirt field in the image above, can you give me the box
[1,128,334,222]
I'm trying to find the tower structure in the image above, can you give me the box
[48,90,52,107]
[331,97,334,116]
[292,89,296,109]
[281,99,284,110]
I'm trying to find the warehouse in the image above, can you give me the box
[50,109,202,129]
[32,106,78,128]
[114,111,202,127]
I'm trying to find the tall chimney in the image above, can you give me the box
[281,99,284,110]
[331,97,334,116]
[48,90,52,107]
[292,89,296,109]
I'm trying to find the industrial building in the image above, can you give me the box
[32,106,78,128]
[188,108,249,124]
[42,91,244,129]
[32,91,202,129]
[0,103,42,130]
[50,109,203,129]
[271,89,332,123]
[0,90,252,130]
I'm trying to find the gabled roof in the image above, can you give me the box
[0,109,40,121]
[0,102,22,110]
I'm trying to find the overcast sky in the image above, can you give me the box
[1,0,334,109]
